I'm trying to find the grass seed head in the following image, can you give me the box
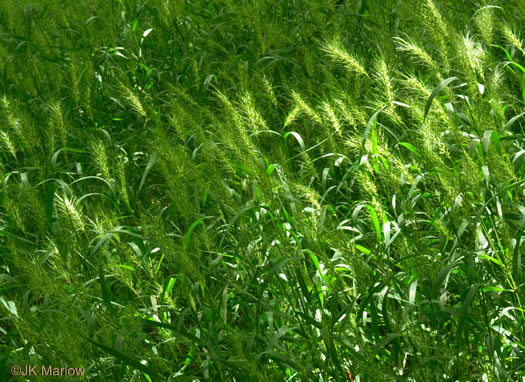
[122,84,147,118]
[0,130,17,158]
[501,22,525,55]
[474,6,496,45]
[55,193,86,233]
[393,37,439,71]
[322,39,368,77]
[459,33,486,82]
[91,139,111,181]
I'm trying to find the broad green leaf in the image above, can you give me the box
[398,142,421,157]
[365,205,381,244]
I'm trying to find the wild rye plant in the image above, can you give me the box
[0,0,524,381]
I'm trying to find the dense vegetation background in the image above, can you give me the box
[0,0,524,380]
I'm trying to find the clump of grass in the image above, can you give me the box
[0,1,524,381]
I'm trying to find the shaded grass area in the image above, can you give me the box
[0,0,524,380]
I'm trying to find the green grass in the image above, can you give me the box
[0,0,524,380]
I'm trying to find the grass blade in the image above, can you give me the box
[424,77,458,120]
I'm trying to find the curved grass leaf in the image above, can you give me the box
[80,335,158,379]
[424,77,458,120]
